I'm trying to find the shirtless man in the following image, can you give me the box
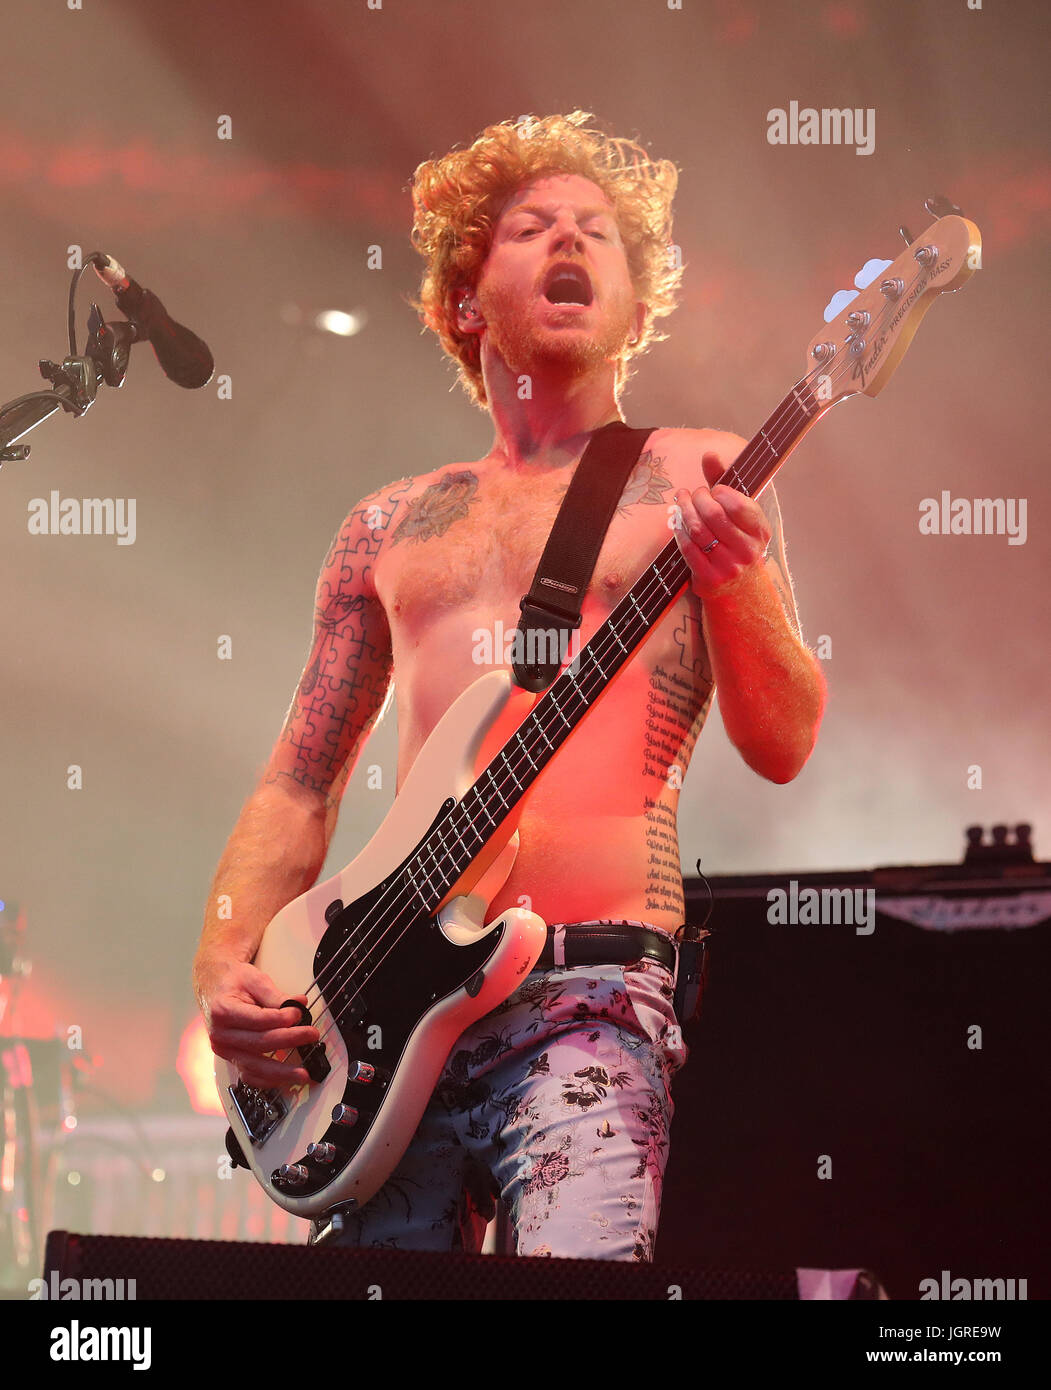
[193,112,825,1261]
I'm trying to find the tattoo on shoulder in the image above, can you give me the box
[350,478,414,537]
[313,476,413,610]
[551,450,675,508]
[390,470,479,546]
[618,450,674,511]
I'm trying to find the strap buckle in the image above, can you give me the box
[517,594,583,629]
[513,597,582,692]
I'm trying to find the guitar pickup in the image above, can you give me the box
[297,1040,330,1084]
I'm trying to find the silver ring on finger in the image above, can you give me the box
[702,537,720,554]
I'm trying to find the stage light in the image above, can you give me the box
[279,303,367,336]
[314,308,366,337]
[176,1014,224,1116]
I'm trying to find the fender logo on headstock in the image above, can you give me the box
[850,254,953,389]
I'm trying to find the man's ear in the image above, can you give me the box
[454,287,485,335]
[629,300,646,346]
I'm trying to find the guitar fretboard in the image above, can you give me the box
[401,377,823,908]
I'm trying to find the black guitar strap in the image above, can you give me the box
[512,420,656,693]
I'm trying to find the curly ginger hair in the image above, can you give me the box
[407,111,684,410]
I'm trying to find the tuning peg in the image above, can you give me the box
[899,224,915,247]
[924,193,963,219]
[854,257,894,290]
[822,287,858,324]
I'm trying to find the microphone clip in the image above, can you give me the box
[84,302,138,388]
[35,304,136,415]
[37,354,100,415]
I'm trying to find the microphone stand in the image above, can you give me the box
[0,253,143,472]
[0,906,41,1287]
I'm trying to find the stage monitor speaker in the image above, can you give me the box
[42,1230,886,1300]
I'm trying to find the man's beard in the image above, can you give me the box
[477,280,634,384]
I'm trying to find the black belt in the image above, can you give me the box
[533,923,677,973]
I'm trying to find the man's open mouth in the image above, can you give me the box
[542,263,594,306]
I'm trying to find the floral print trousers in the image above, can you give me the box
[307,928,689,1262]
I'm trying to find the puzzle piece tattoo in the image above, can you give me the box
[672,613,713,684]
[266,480,411,800]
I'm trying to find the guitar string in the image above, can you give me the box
[266,276,908,1074]
[287,343,856,1068]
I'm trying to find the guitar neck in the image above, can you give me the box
[721,378,822,498]
[404,377,826,907]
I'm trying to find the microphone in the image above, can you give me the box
[91,253,214,389]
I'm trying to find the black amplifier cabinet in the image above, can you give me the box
[662,848,1051,1301]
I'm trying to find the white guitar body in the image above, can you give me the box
[215,668,548,1218]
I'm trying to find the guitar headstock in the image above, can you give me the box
[805,202,981,408]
